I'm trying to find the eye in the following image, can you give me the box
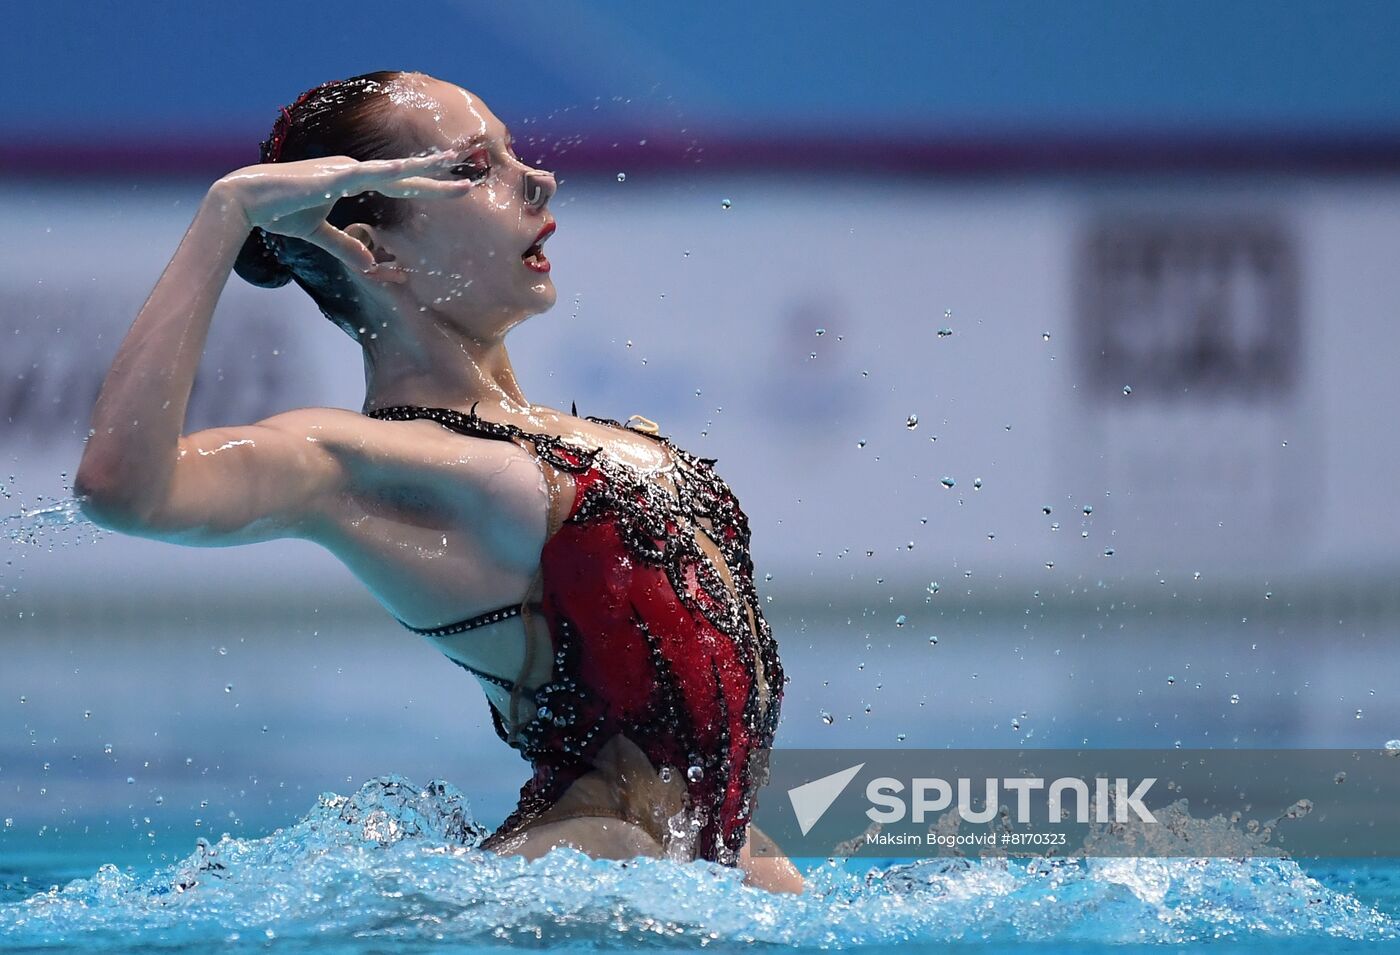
[450,151,491,182]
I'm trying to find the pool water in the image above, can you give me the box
[7,506,1400,950]
[2,776,1397,953]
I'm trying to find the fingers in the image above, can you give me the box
[375,176,477,199]
[336,149,470,195]
[304,220,376,274]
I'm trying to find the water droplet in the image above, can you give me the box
[926,581,940,595]
[224,684,233,694]
[1102,547,1115,557]
[928,635,938,645]
[1356,709,1365,720]
[1229,693,1240,704]
[687,765,704,782]
[218,647,227,656]
[1042,332,1051,341]
[1083,505,1094,516]
[906,414,919,429]
[940,476,955,489]
[1383,740,1400,756]
[1122,385,1133,396]
[659,766,673,782]
[720,198,732,210]
[937,327,953,338]
[1264,591,1273,600]
[820,711,834,726]
[857,439,867,449]
[973,478,983,490]
[895,614,907,627]
[1167,675,1176,685]
[1334,772,1348,784]
[126,776,135,785]
[815,328,826,336]
[616,172,626,182]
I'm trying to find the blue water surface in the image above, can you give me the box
[2,776,1397,953]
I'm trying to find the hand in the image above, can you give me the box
[210,149,479,273]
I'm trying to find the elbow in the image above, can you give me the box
[73,463,155,534]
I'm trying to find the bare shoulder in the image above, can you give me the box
[249,406,526,469]
[241,405,373,444]
[270,405,552,526]
[284,406,558,590]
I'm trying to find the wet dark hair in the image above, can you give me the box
[233,70,427,342]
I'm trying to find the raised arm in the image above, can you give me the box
[74,148,480,543]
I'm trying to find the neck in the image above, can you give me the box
[360,308,531,417]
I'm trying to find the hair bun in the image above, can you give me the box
[233,226,295,289]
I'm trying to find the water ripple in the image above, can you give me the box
[1,775,1395,952]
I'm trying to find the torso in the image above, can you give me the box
[305,405,740,719]
[305,402,782,862]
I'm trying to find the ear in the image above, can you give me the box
[343,223,409,285]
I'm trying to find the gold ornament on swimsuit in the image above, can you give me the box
[625,414,660,435]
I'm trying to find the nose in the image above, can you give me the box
[523,168,556,211]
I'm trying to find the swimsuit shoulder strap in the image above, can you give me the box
[365,403,597,473]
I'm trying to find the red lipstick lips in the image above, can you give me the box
[521,220,555,273]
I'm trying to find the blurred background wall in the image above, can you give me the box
[4,1,1400,860]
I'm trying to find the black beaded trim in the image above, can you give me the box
[365,402,598,475]
[396,602,522,637]
[447,656,534,701]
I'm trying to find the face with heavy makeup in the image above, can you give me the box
[349,73,558,339]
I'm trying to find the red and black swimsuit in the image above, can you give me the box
[365,404,784,864]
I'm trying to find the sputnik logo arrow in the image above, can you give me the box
[787,762,865,835]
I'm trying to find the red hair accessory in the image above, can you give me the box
[262,83,328,164]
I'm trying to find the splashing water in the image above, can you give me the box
[2,496,99,546]
[1,776,1394,952]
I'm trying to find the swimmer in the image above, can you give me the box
[74,71,801,894]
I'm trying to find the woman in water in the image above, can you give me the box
[74,71,800,894]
